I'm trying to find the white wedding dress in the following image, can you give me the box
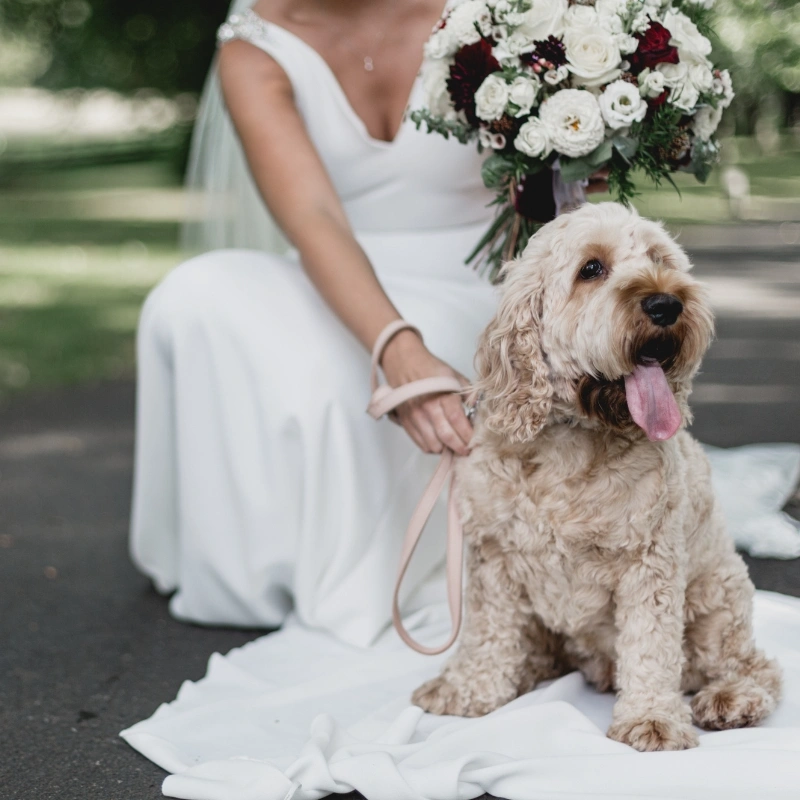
[124,6,800,800]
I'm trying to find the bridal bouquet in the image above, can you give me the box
[411,0,734,280]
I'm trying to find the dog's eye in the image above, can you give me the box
[579,259,604,280]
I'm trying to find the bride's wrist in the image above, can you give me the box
[380,328,426,379]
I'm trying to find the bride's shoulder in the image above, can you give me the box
[217,5,294,100]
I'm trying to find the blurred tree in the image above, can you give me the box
[1,0,229,94]
[712,0,800,131]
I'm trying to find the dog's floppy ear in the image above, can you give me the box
[475,260,552,443]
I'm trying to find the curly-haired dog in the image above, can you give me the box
[412,203,781,752]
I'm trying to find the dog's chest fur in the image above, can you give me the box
[458,423,690,640]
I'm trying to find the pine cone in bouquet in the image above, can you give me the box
[411,0,734,282]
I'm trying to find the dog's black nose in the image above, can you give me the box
[642,294,683,327]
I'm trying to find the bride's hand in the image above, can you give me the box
[379,329,473,457]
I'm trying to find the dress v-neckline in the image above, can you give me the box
[245,7,420,149]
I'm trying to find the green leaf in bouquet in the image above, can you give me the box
[587,139,614,168]
[481,154,516,189]
[611,135,639,164]
[558,155,597,183]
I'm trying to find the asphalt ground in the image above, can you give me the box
[2,242,799,800]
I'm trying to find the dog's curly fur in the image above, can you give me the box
[412,203,782,751]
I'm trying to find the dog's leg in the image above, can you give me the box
[685,554,782,730]
[412,539,563,717]
[607,559,699,752]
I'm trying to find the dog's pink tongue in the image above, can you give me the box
[624,362,682,442]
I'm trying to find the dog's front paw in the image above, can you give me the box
[691,677,776,731]
[412,672,515,717]
[608,716,699,752]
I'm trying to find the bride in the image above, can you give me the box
[130,0,607,641]
[124,2,800,799]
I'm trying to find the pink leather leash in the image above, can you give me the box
[367,319,470,655]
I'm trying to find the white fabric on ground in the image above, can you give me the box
[121,591,800,800]
[704,445,800,559]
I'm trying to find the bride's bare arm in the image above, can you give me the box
[218,41,473,455]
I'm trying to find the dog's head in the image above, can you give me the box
[475,202,714,444]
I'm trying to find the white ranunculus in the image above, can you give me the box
[692,104,723,140]
[447,1,490,47]
[424,28,455,60]
[599,80,648,129]
[638,68,666,98]
[539,89,606,158]
[713,69,735,108]
[514,117,551,158]
[475,74,510,121]
[564,26,622,88]
[512,0,568,41]
[662,10,712,62]
[508,76,539,117]
[543,65,570,85]
[422,59,457,120]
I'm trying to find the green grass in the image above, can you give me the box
[0,241,178,396]
[0,135,798,398]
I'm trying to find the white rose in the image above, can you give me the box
[447,1,490,47]
[713,69,735,108]
[595,0,628,17]
[662,10,712,62]
[475,73,509,121]
[657,62,701,111]
[543,65,570,85]
[514,117,552,158]
[564,5,598,29]
[422,59,457,120]
[424,29,455,60]
[512,0,568,41]
[692,104,723,140]
[688,63,713,93]
[564,26,622,88]
[599,80,648,129]
[539,89,606,158]
[508,76,539,117]
[638,67,666,98]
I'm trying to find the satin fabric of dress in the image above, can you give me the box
[129,9,500,643]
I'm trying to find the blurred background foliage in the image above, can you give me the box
[0,0,797,128]
[0,0,223,93]
[0,0,798,398]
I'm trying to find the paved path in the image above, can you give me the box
[1,245,799,799]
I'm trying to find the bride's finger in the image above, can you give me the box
[410,406,444,454]
[427,401,469,456]
[442,393,474,446]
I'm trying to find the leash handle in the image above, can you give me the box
[367,319,467,655]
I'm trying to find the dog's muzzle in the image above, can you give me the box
[642,294,683,327]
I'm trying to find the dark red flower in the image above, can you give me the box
[447,39,500,125]
[648,89,669,108]
[522,36,567,69]
[628,21,679,74]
